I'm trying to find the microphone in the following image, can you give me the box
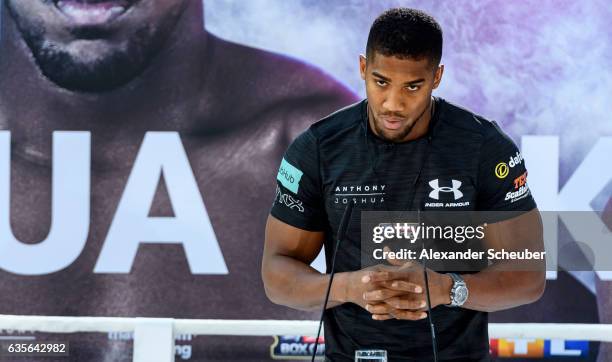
[311,201,354,362]
[418,210,439,362]
[423,265,439,362]
[411,138,439,362]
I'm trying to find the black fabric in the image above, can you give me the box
[270,98,536,361]
[326,354,491,362]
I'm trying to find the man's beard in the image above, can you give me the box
[369,106,416,143]
[7,4,164,93]
[369,101,432,143]
[372,118,416,143]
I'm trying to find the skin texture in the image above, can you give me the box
[0,0,356,360]
[5,0,190,92]
[359,54,442,143]
[262,54,546,322]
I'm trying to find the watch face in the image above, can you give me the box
[455,286,468,305]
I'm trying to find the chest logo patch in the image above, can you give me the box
[333,184,386,205]
[428,179,463,200]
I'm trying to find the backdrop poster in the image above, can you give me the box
[0,0,610,361]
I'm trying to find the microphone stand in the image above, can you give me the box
[419,209,439,362]
[311,201,354,362]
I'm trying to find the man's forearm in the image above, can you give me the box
[460,269,545,312]
[262,254,349,312]
[457,209,546,312]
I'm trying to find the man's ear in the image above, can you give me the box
[359,54,367,80]
[433,64,444,89]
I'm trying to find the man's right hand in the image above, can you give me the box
[340,264,424,320]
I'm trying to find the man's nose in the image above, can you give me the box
[382,90,404,113]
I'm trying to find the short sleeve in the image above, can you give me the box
[270,129,326,231]
[476,122,537,212]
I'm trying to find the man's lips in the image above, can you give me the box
[53,0,135,26]
[380,116,407,131]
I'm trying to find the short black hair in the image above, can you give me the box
[366,8,443,67]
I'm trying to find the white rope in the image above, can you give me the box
[1,315,612,342]
[174,319,319,337]
[0,315,135,333]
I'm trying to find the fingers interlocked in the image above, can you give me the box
[360,261,429,321]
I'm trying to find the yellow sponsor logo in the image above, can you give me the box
[495,162,509,179]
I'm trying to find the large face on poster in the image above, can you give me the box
[0,0,610,361]
[0,0,354,316]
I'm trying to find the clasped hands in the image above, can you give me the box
[345,254,451,321]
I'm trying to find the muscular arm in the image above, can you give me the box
[364,209,547,317]
[262,215,350,312]
[460,208,546,312]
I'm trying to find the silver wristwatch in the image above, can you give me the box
[446,273,468,307]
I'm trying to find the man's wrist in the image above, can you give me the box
[435,272,453,307]
[330,272,349,304]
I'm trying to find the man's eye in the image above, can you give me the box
[406,85,419,91]
[375,80,387,86]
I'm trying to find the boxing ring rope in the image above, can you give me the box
[1,315,611,361]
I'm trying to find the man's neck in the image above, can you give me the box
[0,0,213,169]
[404,96,435,142]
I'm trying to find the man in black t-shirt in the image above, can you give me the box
[262,8,545,362]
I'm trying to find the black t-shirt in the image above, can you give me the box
[270,98,536,361]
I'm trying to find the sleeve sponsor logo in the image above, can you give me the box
[513,171,528,189]
[277,158,303,194]
[508,151,523,168]
[275,186,304,212]
[504,170,530,203]
[495,162,509,179]
[494,151,523,179]
[504,186,530,203]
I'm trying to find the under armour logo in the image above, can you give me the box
[428,179,463,200]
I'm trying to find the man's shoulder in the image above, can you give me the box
[206,35,357,132]
[308,100,366,140]
[437,98,510,143]
[283,100,364,158]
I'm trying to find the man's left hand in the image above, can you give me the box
[361,252,452,321]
